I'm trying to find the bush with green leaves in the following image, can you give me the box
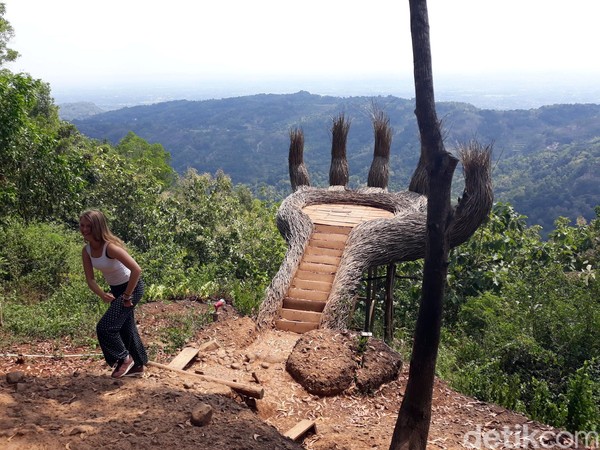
[436,204,600,432]
[0,219,83,300]
[565,360,599,433]
[3,279,101,341]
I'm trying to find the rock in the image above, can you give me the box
[66,424,96,436]
[190,403,213,427]
[244,353,256,363]
[6,371,25,384]
[230,362,242,370]
[183,382,195,389]
[198,340,220,352]
[260,362,270,369]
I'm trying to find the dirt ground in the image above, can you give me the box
[0,300,589,450]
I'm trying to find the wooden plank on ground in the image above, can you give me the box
[284,419,317,441]
[148,361,264,399]
[168,347,200,370]
[280,308,322,323]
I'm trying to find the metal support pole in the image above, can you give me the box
[384,263,396,343]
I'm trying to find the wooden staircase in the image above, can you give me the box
[274,203,395,334]
[275,224,351,333]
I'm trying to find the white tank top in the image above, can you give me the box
[86,242,131,286]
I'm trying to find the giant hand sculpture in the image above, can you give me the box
[257,113,493,331]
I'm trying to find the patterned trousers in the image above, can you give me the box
[96,279,148,367]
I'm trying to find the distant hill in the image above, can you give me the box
[59,102,104,121]
[72,92,600,233]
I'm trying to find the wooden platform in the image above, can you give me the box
[302,203,394,226]
[275,203,395,333]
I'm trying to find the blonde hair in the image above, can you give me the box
[79,209,126,249]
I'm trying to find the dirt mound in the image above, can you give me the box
[0,369,302,450]
[286,329,403,396]
[355,337,403,393]
[286,329,356,396]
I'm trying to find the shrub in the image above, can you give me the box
[0,220,82,301]
[565,360,599,432]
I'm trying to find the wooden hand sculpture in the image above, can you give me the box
[257,113,493,331]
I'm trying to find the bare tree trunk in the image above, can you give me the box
[389,1,458,449]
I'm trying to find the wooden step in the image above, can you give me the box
[294,270,335,284]
[309,238,347,250]
[283,297,326,312]
[288,287,329,302]
[275,319,319,334]
[305,246,343,257]
[311,231,349,243]
[298,262,338,274]
[313,224,352,235]
[280,308,322,323]
[291,278,332,292]
[303,253,341,265]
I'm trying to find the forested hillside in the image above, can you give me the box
[73,93,600,233]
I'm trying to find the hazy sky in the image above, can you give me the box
[4,0,600,91]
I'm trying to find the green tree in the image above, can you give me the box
[0,71,86,222]
[80,144,165,251]
[115,131,176,187]
[0,3,19,66]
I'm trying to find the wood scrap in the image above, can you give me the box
[147,361,264,399]
[283,419,316,441]
[167,347,200,370]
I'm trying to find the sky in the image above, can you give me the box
[4,0,600,95]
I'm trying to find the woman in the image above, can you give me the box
[79,209,148,378]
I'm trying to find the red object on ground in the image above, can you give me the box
[214,299,225,311]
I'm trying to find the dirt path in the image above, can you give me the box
[0,301,584,450]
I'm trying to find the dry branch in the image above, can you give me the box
[147,361,264,399]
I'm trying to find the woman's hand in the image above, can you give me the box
[122,294,133,308]
[101,292,115,303]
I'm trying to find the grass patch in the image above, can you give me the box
[2,281,104,343]
[158,310,213,354]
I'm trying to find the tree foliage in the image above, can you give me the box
[0,3,19,66]
[0,71,87,222]
[382,204,600,433]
